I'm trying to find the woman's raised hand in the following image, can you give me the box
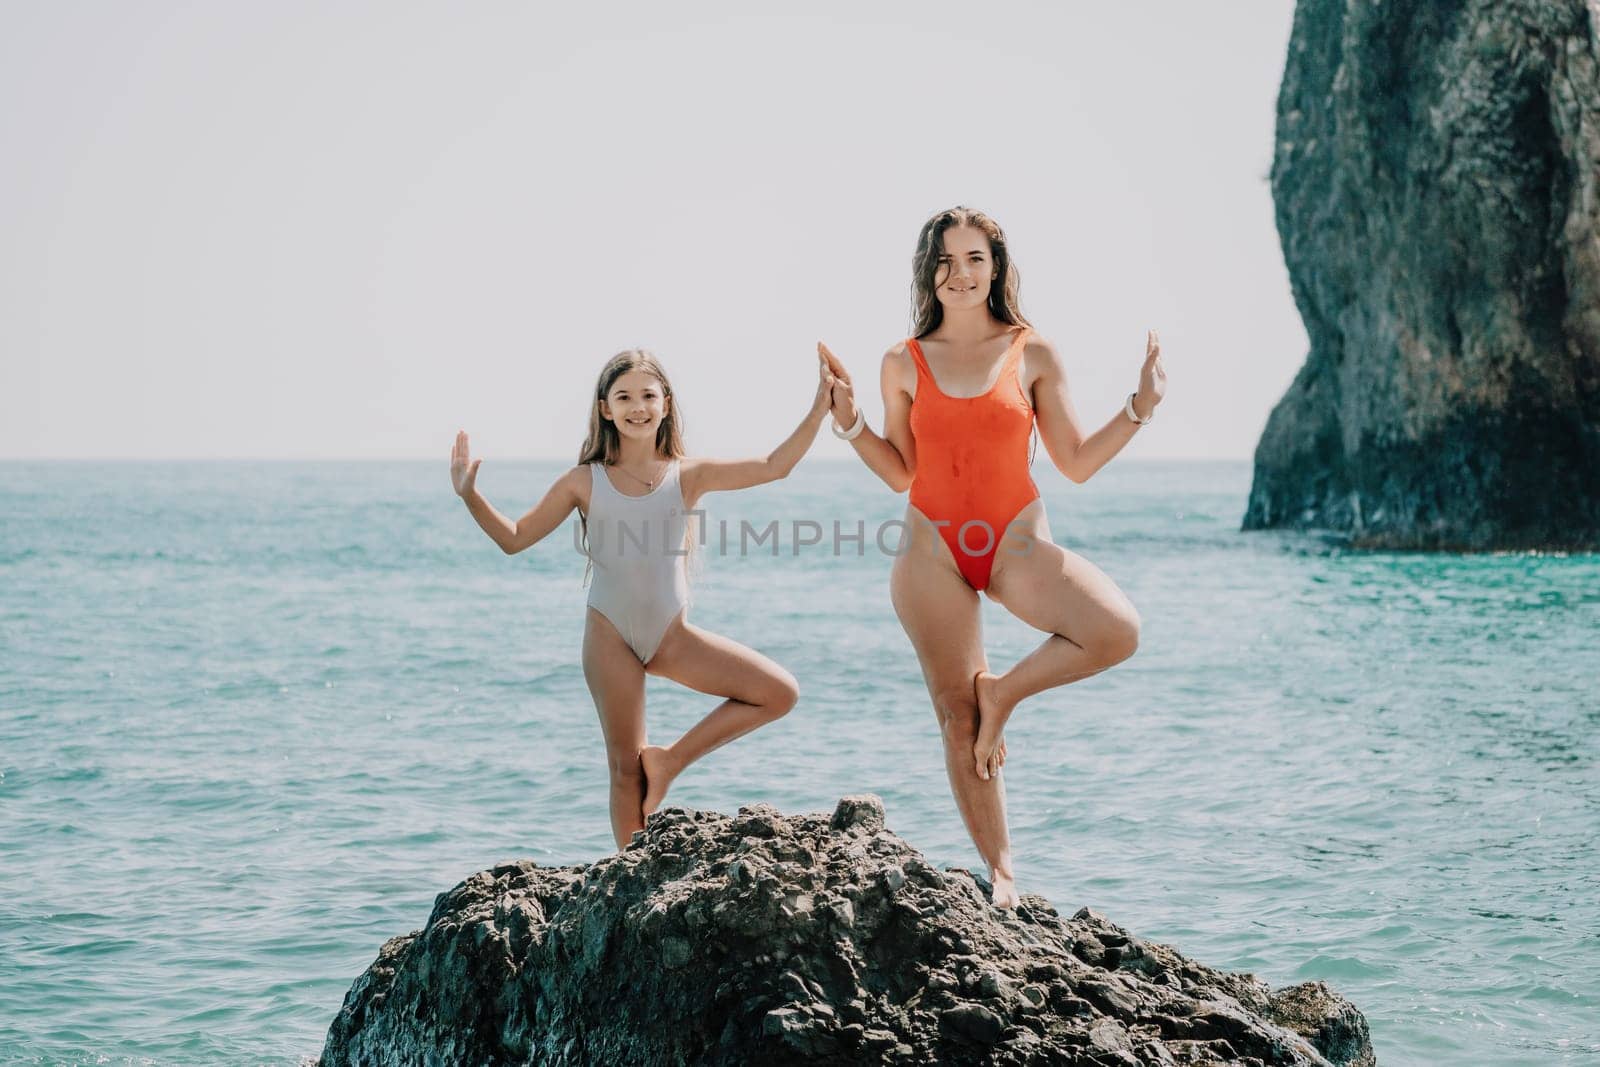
[450,430,482,498]
[812,349,837,417]
[1136,329,1168,414]
[817,343,857,426]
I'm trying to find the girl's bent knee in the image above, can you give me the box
[766,674,800,718]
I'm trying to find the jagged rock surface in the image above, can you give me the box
[1246,0,1600,549]
[319,797,1374,1066]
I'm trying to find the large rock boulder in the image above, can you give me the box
[319,797,1374,1066]
[1245,0,1600,549]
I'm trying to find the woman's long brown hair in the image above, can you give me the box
[909,206,1031,338]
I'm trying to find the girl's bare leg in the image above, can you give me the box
[892,510,1020,908]
[582,608,650,849]
[976,503,1141,782]
[636,614,798,816]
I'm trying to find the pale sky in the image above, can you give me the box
[1,2,1305,461]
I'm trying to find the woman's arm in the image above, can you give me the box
[680,351,834,501]
[820,343,916,493]
[1033,331,1167,484]
[452,431,584,554]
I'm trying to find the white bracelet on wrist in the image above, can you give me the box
[1124,392,1154,426]
[831,409,866,441]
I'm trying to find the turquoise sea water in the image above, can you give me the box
[1,459,1596,1066]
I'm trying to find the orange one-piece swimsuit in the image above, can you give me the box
[906,326,1040,592]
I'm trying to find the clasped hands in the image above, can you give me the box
[816,343,858,431]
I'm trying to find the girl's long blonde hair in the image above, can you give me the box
[576,349,695,585]
[577,349,686,466]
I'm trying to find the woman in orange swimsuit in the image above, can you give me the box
[821,206,1167,908]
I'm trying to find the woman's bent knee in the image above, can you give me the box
[1100,610,1141,667]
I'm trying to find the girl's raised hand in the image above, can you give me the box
[817,343,857,425]
[451,430,482,498]
[812,349,837,417]
[817,342,851,388]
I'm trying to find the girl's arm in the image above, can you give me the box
[452,431,584,554]
[1033,330,1167,483]
[680,352,834,500]
[820,343,916,493]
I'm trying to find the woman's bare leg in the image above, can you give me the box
[581,608,649,849]
[975,504,1141,781]
[637,614,798,816]
[892,510,1019,908]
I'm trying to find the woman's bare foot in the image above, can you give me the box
[640,745,681,817]
[991,867,1020,909]
[973,671,1017,781]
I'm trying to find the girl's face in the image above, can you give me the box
[933,225,996,311]
[600,369,669,442]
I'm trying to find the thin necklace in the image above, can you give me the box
[613,458,667,490]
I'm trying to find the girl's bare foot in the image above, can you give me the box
[973,671,1016,781]
[991,867,1020,909]
[640,745,680,817]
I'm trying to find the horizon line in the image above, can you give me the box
[0,454,1255,464]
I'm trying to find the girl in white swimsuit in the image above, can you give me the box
[451,347,836,848]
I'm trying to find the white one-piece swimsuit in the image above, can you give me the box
[584,460,691,664]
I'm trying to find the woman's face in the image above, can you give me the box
[932,225,996,311]
[600,369,669,442]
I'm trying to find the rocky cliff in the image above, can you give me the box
[1245,0,1600,549]
[319,797,1374,1066]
